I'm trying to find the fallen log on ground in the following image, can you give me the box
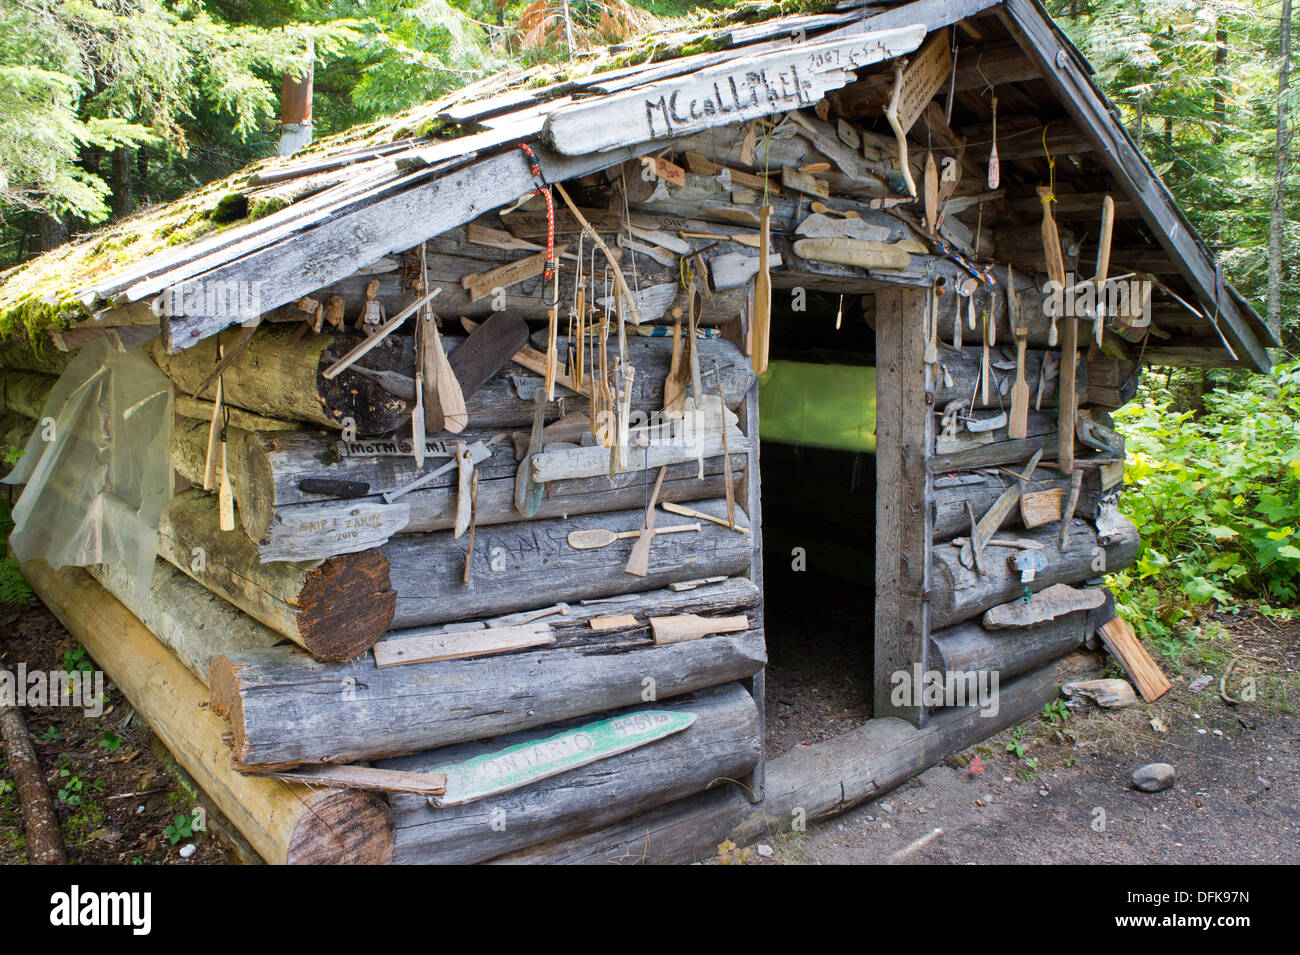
[383,682,761,864]
[0,704,65,863]
[156,491,395,660]
[383,499,753,628]
[493,651,1100,864]
[209,623,766,768]
[929,515,1138,630]
[20,559,395,864]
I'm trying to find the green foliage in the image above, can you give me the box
[1112,360,1300,644]
[164,813,194,845]
[56,769,85,806]
[1041,700,1070,725]
[98,728,124,752]
[61,646,94,675]
[0,499,31,605]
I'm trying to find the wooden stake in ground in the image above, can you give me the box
[0,705,65,864]
[1097,615,1172,702]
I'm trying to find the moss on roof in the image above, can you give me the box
[0,1,842,349]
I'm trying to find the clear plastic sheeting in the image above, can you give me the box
[757,360,877,453]
[4,338,172,592]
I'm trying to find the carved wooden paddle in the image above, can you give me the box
[567,523,699,551]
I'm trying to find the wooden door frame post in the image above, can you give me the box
[873,285,933,726]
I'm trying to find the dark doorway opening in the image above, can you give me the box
[759,287,877,758]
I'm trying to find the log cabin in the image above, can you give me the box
[0,0,1275,864]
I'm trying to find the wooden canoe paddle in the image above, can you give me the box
[1093,194,1116,346]
[625,466,667,577]
[1007,268,1029,440]
[751,205,773,375]
[1038,185,1066,347]
[661,501,749,532]
[567,523,699,551]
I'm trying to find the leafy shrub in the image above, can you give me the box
[1112,360,1300,643]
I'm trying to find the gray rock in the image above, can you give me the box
[1132,762,1176,793]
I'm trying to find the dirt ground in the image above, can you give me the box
[0,600,236,865]
[759,605,1300,865]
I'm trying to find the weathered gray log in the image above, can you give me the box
[151,324,752,436]
[88,557,282,681]
[209,628,766,768]
[156,491,395,661]
[229,425,747,545]
[934,346,1136,411]
[383,499,754,628]
[929,611,1091,683]
[929,514,1138,630]
[493,650,1101,864]
[933,468,1104,540]
[383,682,761,865]
[933,410,1059,472]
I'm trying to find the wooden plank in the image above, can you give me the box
[372,622,555,668]
[428,708,696,807]
[873,286,932,726]
[542,24,927,155]
[650,613,749,645]
[1096,615,1172,702]
[257,765,448,796]
[159,150,538,352]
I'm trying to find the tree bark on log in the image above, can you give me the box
[383,499,753,628]
[86,557,296,681]
[493,651,1101,864]
[929,610,1091,682]
[150,325,752,436]
[933,468,1104,540]
[209,621,766,768]
[382,682,760,864]
[934,347,1136,411]
[20,559,395,864]
[934,410,1058,473]
[156,491,395,660]
[0,704,66,863]
[929,515,1138,630]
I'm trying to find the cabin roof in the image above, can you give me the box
[0,0,1275,371]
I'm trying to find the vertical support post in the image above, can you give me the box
[738,375,765,803]
[873,286,933,726]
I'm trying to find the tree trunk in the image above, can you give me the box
[1269,0,1293,339]
[110,147,133,219]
